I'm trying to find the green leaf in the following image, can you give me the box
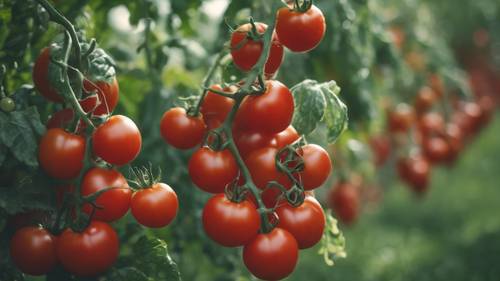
[132,236,182,281]
[319,81,348,143]
[105,267,151,281]
[291,79,327,136]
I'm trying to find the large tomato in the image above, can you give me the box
[39,128,85,180]
[234,130,276,158]
[235,80,294,134]
[131,183,178,228]
[57,221,119,277]
[9,226,57,276]
[276,196,325,249]
[275,5,326,52]
[92,115,142,165]
[188,147,239,193]
[202,194,260,247]
[296,144,332,190]
[328,182,360,225]
[80,77,120,116]
[81,167,131,222]
[245,147,292,190]
[230,22,284,75]
[32,47,63,103]
[201,85,235,125]
[160,107,207,149]
[243,227,299,280]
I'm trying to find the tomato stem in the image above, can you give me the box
[192,51,227,116]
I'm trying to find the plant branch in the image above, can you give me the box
[192,51,227,116]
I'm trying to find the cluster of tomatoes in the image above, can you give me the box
[8,44,178,277]
[160,3,329,280]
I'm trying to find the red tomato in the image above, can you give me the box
[418,112,445,136]
[188,147,239,193]
[328,182,360,225]
[274,125,300,149]
[202,194,260,247]
[245,147,292,190]
[235,80,294,134]
[369,135,391,166]
[461,102,483,134]
[57,221,119,277]
[388,103,415,133]
[9,226,57,276]
[276,196,325,249]
[33,47,63,103]
[243,227,299,280]
[201,85,235,125]
[131,183,178,228]
[81,167,131,222]
[397,155,431,194]
[160,107,207,149]
[276,5,326,53]
[296,144,332,190]
[46,108,75,129]
[422,136,450,164]
[443,123,463,164]
[39,128,85,180]
[414,86,437,113]
[80,77,120,116]
[234,130,276,158]
[92,115,142,165]
[230,22,284,74]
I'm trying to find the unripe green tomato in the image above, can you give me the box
[0,97,15,112]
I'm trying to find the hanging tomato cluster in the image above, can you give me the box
[160,2,331,280]
[8,2,178,277]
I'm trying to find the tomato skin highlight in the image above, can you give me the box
[243,227,299,280]
[160,107,207,149]
[57,221,119,277]
[297,144,332,190]
[276,196,325,249]
[202,194,260,247]
[92,115,142,165]
[131,183,178,228]
[188,147,239,193]
[33,47,63,103]
[275,5,326,53]
[9,226,57,276]
[39,128,85,180]
[81,167,131,222]
[80,77,120,116]
[235,80,294,134]
[230,23,284,75]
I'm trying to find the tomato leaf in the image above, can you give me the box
[319,81,348,143]
[132,236,182,281]
[291,79,327,136]
[105,267,150,281]
[318,210,347,266]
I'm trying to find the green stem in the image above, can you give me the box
[192,51,227,116]
[35,0,82,69]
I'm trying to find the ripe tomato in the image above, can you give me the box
[188,147,239,193]
[276,196,325,249]
[461,101,483,134]
[9,226,57,276]
[234,129,276,158]
[131,183,178,228]
[201,85,235,125]
[388,103,415,133]
[81,167,131,222]
[160,107,207,149]
[235,80,294,134]
[245,147,292,190]
[443,123,463,163]
[414,86,437,113]
[274,125,299,149]
[275,4,326,52]
[39,128,85,180]
[46,108,75,129]
[57,221,119,277]
[80,77,119,116]
[230,22,284,74]
[202,194,260,247]
[397,155,430,194]
[369,135,391,166]
[296,144,332,190]
[328,182,359,225]
[243,227,298,280]
[418,112,445,136]
[422,136,450,164]
[92,115,142,165]
[33,47,63,103]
